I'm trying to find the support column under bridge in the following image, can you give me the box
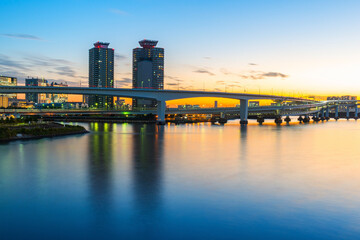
[156,100,166,125]
[240,99,249,125]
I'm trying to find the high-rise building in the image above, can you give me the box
[50,82,68,103]
[0,76,17,99]
[132,39,164,108]
[25,77,49,103]
[88,41,114,108]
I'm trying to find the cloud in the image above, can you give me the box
[24,55,72,67]
[239,71,289,80]
[0,54,85,86]
[115,77,132,87]
[109,8,129,15]
[248,63,258,66]
[203,57,211,60]
[220,67,288,80]
[115,54,127,61]
[0,54,29,71]
[1,34,43,41]
[193,69,215,76]
[166,75,184,82]
[51,66,77,78]
[261,72,288,78]
[220,68,231,75]
[166,83,178,86]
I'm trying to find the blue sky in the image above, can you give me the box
[1,0,360,96]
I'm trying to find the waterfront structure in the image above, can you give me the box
[0,86,312,124]
[0,76,17,102]
[132,39,164,108]
[88,41,114,108]
[327,96,357,111]
[50,82,68,103]
[25,77,49,103]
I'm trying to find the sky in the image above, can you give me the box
[1,0,360,104]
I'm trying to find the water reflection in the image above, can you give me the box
[87,122,114,216]
[131,124,164,216]
[86,123,164,219]
[2,121,360,239]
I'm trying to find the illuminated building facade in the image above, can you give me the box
[0,76,17,100]
[132,39,164,108]
[25,77,49,103]
[88,41,114,108]
[50,82,68,103]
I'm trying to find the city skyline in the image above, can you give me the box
[1,0,360,102]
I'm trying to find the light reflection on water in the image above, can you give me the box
[1,120,360,239]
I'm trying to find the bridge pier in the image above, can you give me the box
[313,112,320,122]
[325,107,330,120]
[240,99,248,125]
[355,105,359,120]
[284,116,291,123]
[303,115,310,123]
[274,116,282,125]
[320,108,325,121]
[257,115,264,125]
[346,106,350,120]
[156,100,166,125]
[334,106,339,120]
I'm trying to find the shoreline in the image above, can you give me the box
[0,122,89,143]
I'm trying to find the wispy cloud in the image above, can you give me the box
[166,75,184,82]
[115,54,127,60]
[238,71,289,80]
[109,8,129,15]
[49,66,77,78]
[193,69,215,76]
[1,33,43,41]
[0,54,84,86]
[220,68,288,80]
[220,68,231,75]
[0,54,29,71]
[115,77,132,87]
[248,63,258,66]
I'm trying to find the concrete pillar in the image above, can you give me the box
[240,99,248,125]
[325,107,330,120]
[346,106,350,119]
[335,105,339,119]
[156,100,166,125]
[220,112,225,118]
[355,105,359,119]
[320,108,325,119]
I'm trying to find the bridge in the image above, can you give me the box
[0,86,357,124]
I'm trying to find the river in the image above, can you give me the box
[1,120,360,239]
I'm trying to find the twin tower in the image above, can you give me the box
[88,40,164,109]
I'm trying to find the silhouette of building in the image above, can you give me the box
[132,39,164,108]
[25,77,48,103]
[89,41,114,108]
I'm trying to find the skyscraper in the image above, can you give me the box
[88,41,114,108]
[132,39,164,108]
[25,77,48,103]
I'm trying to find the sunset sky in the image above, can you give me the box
[1,0,360,104]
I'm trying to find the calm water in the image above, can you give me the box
[1,120,360,239]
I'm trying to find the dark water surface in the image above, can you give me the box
[1,120,360,239]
